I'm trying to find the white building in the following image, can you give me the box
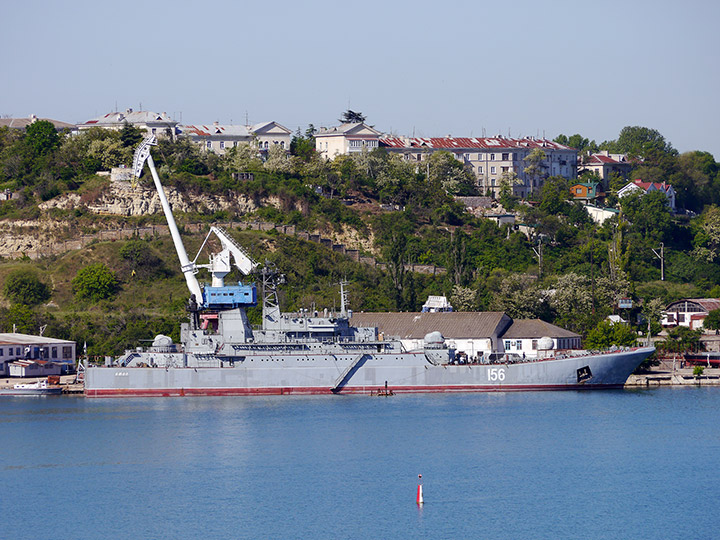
[579,152,632,184]
[178,121,292,155]
[78,109,178,139]
[662,299,720,330]
[314,123,381,160]
[0,333,76,376]
[617,179,676,212]
[499,319,582,358]
[349,311,512,360]
[380,135,577,198]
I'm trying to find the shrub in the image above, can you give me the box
[72,263,119,301]
[2,269,51,306]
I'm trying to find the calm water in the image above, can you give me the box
[1,389,718,540]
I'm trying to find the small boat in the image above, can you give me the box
[0,379,62,396]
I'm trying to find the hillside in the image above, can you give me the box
[2,122,720,355]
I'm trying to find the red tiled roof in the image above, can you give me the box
[380,136,573,151]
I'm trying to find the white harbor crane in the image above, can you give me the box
[132,135,258,308]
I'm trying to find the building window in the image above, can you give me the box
[220,141,225,150]
[151,128,157,135]
[233,141,238,147]
[478,166,483,174]
[504,340,511,350]
[490,166,496,174]
[502,153,509,160]
[532,340,538,350]
[490,153,495,161]
[206,141,212,149]
[51,347,57,359]
[62,346,72,359]
[280,141,285,149]
[501,167,509,173]
[0,348,3,357]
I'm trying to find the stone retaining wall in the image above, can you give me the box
[3,220,445,275]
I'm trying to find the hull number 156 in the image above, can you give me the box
[487,368,506,382]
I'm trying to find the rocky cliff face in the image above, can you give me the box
[0,182,374,259]
[38,181,259,216]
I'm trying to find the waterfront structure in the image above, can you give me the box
[0,333,76,376]
[499,319,582,358]
[77,109,178,140]
[314,123,381,160]
[350,312,581,360]
[7,359,62,378]
[349,311,510,359]
[178,121,292,155]
[662,298,720,330]
[379,135,577,198]
[618,179,676,211]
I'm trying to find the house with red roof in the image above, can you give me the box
[617,179,676,211]
[579,151,632,183]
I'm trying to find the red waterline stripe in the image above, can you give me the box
[85,383,625,398]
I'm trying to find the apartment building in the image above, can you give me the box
[380,135,577,197]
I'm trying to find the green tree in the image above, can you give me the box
[290,130,316,162]
[523,148,547,192]
[703,309,720,334]
[264,143,293,173]
[119,122,145,148]
[554,133,598,155]
[602,126,677,158]
[692,205,720,262]
[374,212,413,309]
[490,273,549,319]
[2,269,51,306]
[339,110,366,124]
[450,285,477,311]
[585,320,638,349]
[72,263,119,301]
[620,190,673,242]
[662,325,702,355]
[25,120,60,156]
[548,273,595,334]
[425,151,478,195]
[1,304,37,334]
[225,141,262,171]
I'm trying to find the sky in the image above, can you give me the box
[3,0,719,158]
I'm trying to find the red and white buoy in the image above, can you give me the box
[416,474,424,505]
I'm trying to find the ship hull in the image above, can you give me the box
[85,347,654,397]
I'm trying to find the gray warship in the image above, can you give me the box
[83,136,654,397]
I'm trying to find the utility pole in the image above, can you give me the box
[532,240,543,279]
[652,242,665,281]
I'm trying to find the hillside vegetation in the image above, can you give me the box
[1,121,720,355]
